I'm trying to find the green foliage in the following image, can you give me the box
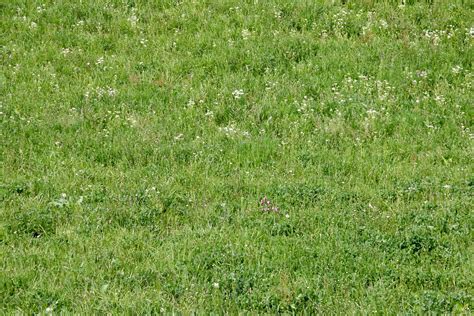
[1,0,473,313]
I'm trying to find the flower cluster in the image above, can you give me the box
[84,86,118,101]
[259,196,279,213]
[232,89,244,99]
[128,8,139,27]
[219,124,250,138]
[241,29,251,40]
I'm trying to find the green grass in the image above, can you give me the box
[1,0,473,313]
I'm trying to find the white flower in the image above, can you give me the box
[452,65,463,74]
[366,109,379,117]
[241,29,251,40]
[96,56,104,66]
[434,94,445,104]
[213,282,219,289]
[52,193,69,208]
[219,125,238,136]
[468,27,474,37]
[232,89,244,99]
[96,87,105,97]
[107,87,117,97]
[128,14,138,27]
[30,21,37,29]
[219,124,250,138]
[416,70,428,79]
[205,110,214,118]
[61,48,71,56]
[285,214,290,219]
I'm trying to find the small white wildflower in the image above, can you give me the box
[127,116,137,126]
[187,99,195,107]
[52,193,69,208]
[366,109,379,117]
[96,56,104,66]
[379,19,388,29]
[107,87,117,97]
[241,28,251,40]
[213,282,219,289]
[285,214,290,219]
[434,94,445,104]
[416,70,428,79]
[407,185,417,192]
[205,110,214,118]
[96,87,105,98]
[220,125,238,136]
[128,14,138,27]
[452,65,463,74]
[232,89,244,99]
[30,21,37,29]
[61,48,71,56]
[468,27,474,37]
[423,29,442,45]
[265,81,277,90]
[140,38,148,47]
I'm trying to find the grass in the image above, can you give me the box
[1,0,473,313]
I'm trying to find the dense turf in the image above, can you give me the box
[1,0,473,313]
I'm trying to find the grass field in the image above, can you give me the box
[1,0,473,313]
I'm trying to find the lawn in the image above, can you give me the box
[1,0,473,313]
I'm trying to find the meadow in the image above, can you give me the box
[1,0,473,313]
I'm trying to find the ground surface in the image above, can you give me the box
[1,0,473,313]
